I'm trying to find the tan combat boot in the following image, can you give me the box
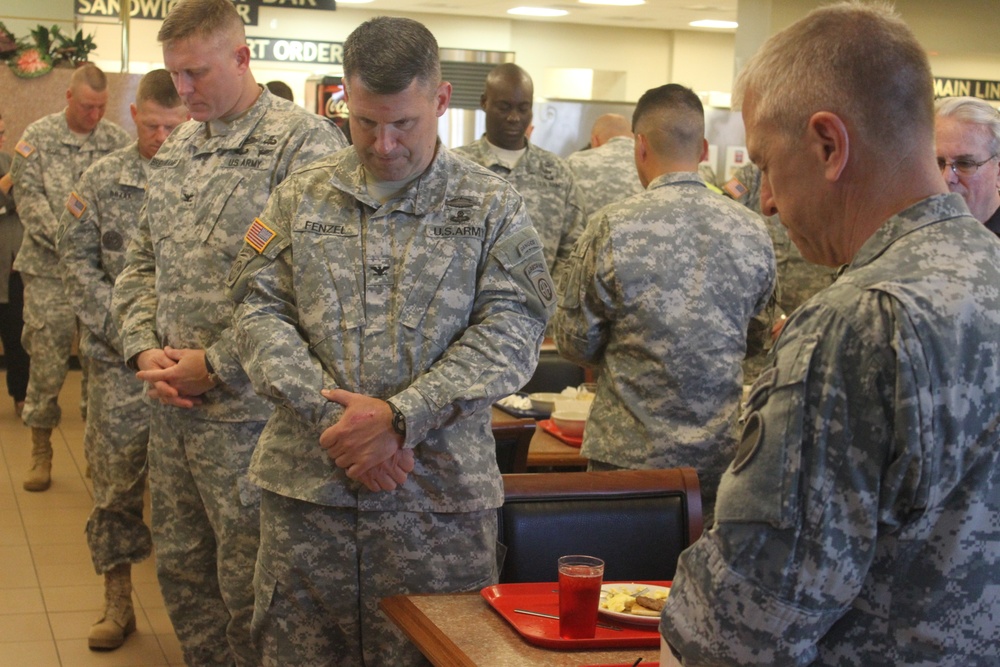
[88,563,136,650]
[23,427,53,492]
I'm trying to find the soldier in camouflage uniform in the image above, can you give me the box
[661,6,1000,666]
[57,70,188,652]
[10,64,130,492]
[227,17,552,667]
[454,63,585,288]
[110,1,346,664]
[566,113,643,219]
[552,85,775,526]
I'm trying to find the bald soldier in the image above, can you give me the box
[57,69,189,652]
[566,113,643,218]
[111,0,346,663]
[11,63,130,492]
[455,63,585,287]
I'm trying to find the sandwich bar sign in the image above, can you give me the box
[75,0,336,26]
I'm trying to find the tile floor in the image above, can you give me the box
[0,369,185,666]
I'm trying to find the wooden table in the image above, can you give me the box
[381,591,660,667]
[491,407,588,470]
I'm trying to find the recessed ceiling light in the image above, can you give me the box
[579,0,646,5]
[508,7,570,17]
[689,19,738,28]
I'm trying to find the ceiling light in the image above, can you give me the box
[336,0,374,4]
[508,7,570,17]
[579,0,645,5]
[689,19,738,29]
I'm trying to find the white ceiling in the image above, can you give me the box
[343,0,740,32]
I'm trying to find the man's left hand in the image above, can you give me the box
[319,388,405,480]
[136,346,217,397]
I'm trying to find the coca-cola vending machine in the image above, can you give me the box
[305,74,350,144]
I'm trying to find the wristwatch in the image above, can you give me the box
[204,355,220,387]
[388,400,406,436]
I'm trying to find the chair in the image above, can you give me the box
[519,350,587,394]
[496,468,702,583]
[492,418,535,474]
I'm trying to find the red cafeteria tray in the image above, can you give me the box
[538,419,584,447]
[481,581,663,650]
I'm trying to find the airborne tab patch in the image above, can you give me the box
[245,218,276,253]
[66,192,88,219]
[15,140,35,159]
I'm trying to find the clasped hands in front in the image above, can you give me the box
[135,350,412,493]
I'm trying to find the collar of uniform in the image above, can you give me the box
[200,86,271,152]
[116,142,148,190]
[846,192,971,272]
[59,110,93,148]
[646,170,705,191]
[473,134,536,173]
[326,139,452,216]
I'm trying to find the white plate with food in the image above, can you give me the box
[598,583,670,626]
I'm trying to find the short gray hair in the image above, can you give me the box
[935,97,1000,157]
[734,2,933,157]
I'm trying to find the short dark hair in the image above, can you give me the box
[158,0,245,46]
[136,69,182,108]
[265,80,294,101]
[342,16,440,95]
[632,84,705,161]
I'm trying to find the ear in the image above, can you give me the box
[635,132,649,164]
[234,44,251,74]
[480,92,487,112]
[807,111,849,182]
[698,138,709,163]
[130,103,138,123]
[66,88,73,104]
[435,81,452,118]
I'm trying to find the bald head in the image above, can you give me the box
[591,114,632,147]
[481,63,534,150]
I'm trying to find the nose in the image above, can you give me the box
[173,74,194,97]
[373,126,397,155]
[760,176,778,217]
[940,162,960,185]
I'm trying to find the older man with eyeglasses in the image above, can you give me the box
[935,96,1000,235]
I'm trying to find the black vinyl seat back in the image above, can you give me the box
[496,468,703,584]
[519,350,587,394]
[492,418,535,474]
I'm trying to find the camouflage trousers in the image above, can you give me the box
[253,491,499,667]
[84,357,152,573]
[148,409,264,667]
[19,273,77,428]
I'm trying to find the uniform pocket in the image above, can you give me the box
[716,332,820,528]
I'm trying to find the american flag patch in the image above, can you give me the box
[723,178,748,199]
[245,218,276,253]
[66,192,88,219]
[15,140,35,158]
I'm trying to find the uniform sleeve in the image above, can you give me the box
[551,211,615,367]
[111,200,161,365]
[550,173,587,289]
[388,194,555,447]
[57,168,122,355]
[10,127,60,255]
[204,120,348,389]
[660,296,898,665]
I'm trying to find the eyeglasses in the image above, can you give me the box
[937,155,997,177]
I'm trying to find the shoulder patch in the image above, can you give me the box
[245,218,276,254]
[15,140,35,159]
[723,177,748,199]
[66,192,88,219]
[524,260,555,307]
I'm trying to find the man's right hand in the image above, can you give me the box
[135,348,203,408]
[356,449,416,492]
